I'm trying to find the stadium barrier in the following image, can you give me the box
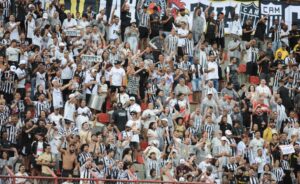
[1,166,209,184]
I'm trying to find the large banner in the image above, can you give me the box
[61,0,300,34]
[261,1,300,33]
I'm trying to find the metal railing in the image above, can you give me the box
[2,167,208,184]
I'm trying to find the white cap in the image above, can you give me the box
[59,42,65,47]
[206,154,213,159]
[207,90,213,95]
[10,66,16,72]
[225,130,232,135]
[43,13,48,19]
[129,96,135,101]
[221,136,227,141]
[179,159,185,164]
[28,4,35,8]
[19,60,27,65]
[130,19,136,24]
[69,93,76,99]
[161,118,168,122]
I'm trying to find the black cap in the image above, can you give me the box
[143,4,148,9]
[64,119,72,124]
[115,60,122,64]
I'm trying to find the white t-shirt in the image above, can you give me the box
[109,23,120,40]
[61,58,74,79]
[48,113,63,128]
[64,101,76,122]
[255,156,266,173]
[84,72,95,94]
[126,119,141,142]
[9,22,20,41]
[62,18,78,30]
[110,66,125,86]
[52,88,63,108]
[127,103,141,119]
[255,85,271,98]
[15,68,26,88]
[177,28,188,47]
[36,72,47,90]
[26,19,36,39]
[6,47,20,62]
[206,61,219,80]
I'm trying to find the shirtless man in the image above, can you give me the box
[58,142,79,177]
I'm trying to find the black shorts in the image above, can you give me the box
[217,37,225,49]
[139,27,149,38]
[130,142,139,150]
[110,85,121,93]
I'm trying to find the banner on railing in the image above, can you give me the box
[81,55,102,63]
[64,29,81,37]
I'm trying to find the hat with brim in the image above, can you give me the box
[19,60,27,65]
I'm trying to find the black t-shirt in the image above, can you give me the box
[260,59,270,73]
[254,22,266,41]
[161,15,174,32]
[136,68,149,86]
[121,11,131,27]
[242,24,253,41]
[206,17,216,39]
[112,109,128,132]
[235,175,249,184]
[150,13,161,31]
[290,30,300,49]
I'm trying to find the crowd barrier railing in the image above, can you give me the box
[1,166,209,184]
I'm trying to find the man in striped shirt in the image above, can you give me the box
[138,5,150,50]
[184,32,194,62]
[270,19,282,52]
[1,114,18,145]
[164,28,178,56]
[78,144,93,166]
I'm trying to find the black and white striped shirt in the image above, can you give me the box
[100,156,115,176]
[281,159,290,170]
[0,105,10,127]
[250,47,258,63]
[2,0,11,18]
[218,20,224,38]
[203,123,214,140]
[1,71,17,94]
[139,10,150,28]
[291,71,300,86]
[226,163,237,172]
[178,61,191,71]
[80,163,95,184]
[58,126,79,137]
[285,82,297,100]
[184,38,194,56]
[249,176,259,184]
[165,35,178,54]
[273,167,284,182]
[33,101,51,118]
[146,158,160,178]
[78,152,93,166]
[2,123,17,144]
[111,167,123,180]
[272,24,281,42]
[273,70,285,89]
[190,64,202,79]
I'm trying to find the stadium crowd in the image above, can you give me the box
[0,0,299,184]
